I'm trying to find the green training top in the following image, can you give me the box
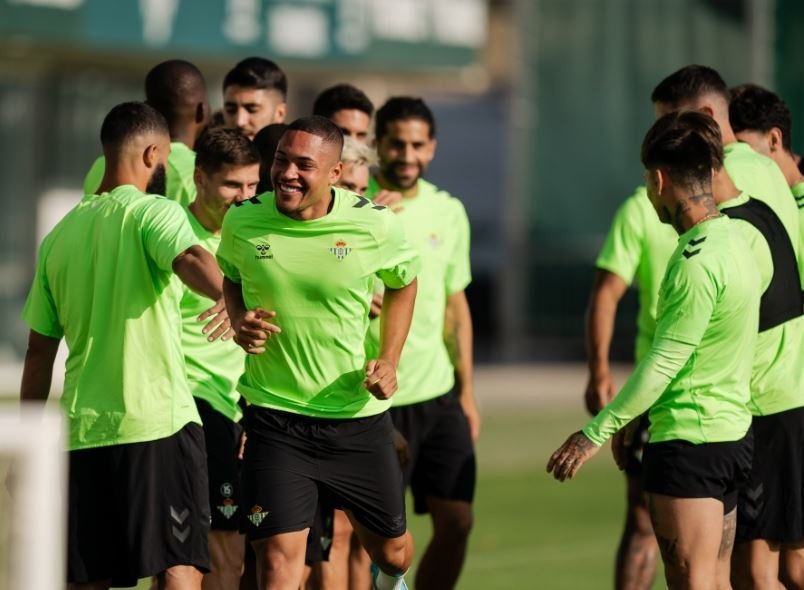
[22,185,201,450]
[364,177,471,406]
[723,141,802,287]
[180,208,246,422]
[719,192,804,416]
[584,216,760,445]
[82,142,197,208]
[596,186,677,362]
[793,181,804,251]
[216,187,420,418]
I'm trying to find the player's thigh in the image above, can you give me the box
[648,493,723,571]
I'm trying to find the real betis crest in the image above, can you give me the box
[218,498,238,520]
[248,505,269,527]
[329,239,352,260]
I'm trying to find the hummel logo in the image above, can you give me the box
[796,195,804,209]
[234,195,262,207]
[255,243,273,260]
[683,236,706,259]
[353,196,386,211]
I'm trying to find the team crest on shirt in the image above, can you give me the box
[429,233,443,249]
[247,505,269,527]
[218,498,238,520]
[255,242,273,260]
[329,240,352,260]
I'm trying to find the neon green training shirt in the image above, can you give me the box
[364,177,471,406]
[584,216,760,445]
[180,208,246,422]
[216,187,420,419]
[22,185,201,451]
[596,186,677,362]
[82,142,197,207]
[723,141,802,287]
[719,192,804,416]
[792,181,804,251]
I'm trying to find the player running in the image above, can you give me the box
[550,111,761,590]
[83,59,209,206]
[223,57,288,140]
[217,116,419,590]
[21,102,229,590]
[181,128,261,590]
[365,97,478,590]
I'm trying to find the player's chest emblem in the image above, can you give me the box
[428,233,443,249]
[329,239,353,261]
[254,242,273,260]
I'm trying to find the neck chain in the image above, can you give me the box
[693,212,722,227]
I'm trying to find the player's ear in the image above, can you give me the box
[769,128,784,153]
[698,105,715,118]
[193,166,205,189]
[143,144,158,169]
[329,160,343,184]
[275,103,287,124]
[654,168,666,195]
[196,102,208,125]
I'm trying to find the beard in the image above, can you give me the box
[146,163,167,195]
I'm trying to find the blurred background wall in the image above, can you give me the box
[1,0,802,369]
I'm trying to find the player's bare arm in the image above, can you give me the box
[222,277,280,354]
[173,244,235,341]
[546,431,600,482]
[365,278,418,399]
[445,290,480,440]
[19,330,61,403]
[584,269,628,415]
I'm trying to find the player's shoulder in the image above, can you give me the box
[336,187,400,236]
[224,191,272,225]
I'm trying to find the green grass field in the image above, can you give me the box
[121,404,664,589]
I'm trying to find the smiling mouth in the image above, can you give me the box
[277,182,303,194]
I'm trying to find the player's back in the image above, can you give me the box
[29,185,198,449]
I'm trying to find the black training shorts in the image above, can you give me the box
[390,388,476,514]
[737,407,804,544]
[196,398,243,531]
[67,423,211,587]
[642,430,753,514]
[240,406,406,541]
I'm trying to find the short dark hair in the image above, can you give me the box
[283,116,344,154]
[223,57,287,99]
[641,111,724,188]
[651,65,730,107]
[195,128,260,176]
[729,84,793,152]
[252,123,289,192]
[375,97,436,142]
[313,84,374,119]
[144,60,207,125]
[100,101,169,152]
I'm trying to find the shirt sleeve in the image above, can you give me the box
[216,214,241,283]
[582,258,717,444]
[139,198,198,273]
[21,238,64,339]
[444,198,472,295]
[596,193,646,284]
[375,210,420,289]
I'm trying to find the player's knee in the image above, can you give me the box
[160,564,204,586]
[368,532,413,575]
[780,562,804,590]
[432,503,473,542]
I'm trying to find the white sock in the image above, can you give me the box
[374,568,408,590]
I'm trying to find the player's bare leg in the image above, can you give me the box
[156,565,204,589]
[252,530,309,590]
[780,543,804,589]
[348,527,372,590]
[204,531,246,590]
[731,539,781,590]
[648,494,724,589]
[312,509,352,589]
[345,510,413,578]
[412,498,472,590]
[715,508,737,590]
[616,474,659,589]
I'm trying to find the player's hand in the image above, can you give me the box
[612,420,639,471]
[373,190,404,212]
[583,372,615,415]
[393,428,411,469]
[369,293,384,319]
[546,431,600,482]
[364,359,397,399]
[460,392,482,441]
[198,298,235,342]
[232,308,281,354]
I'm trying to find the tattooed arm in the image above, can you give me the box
[444,290,480,440]
[546,431,601,482]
